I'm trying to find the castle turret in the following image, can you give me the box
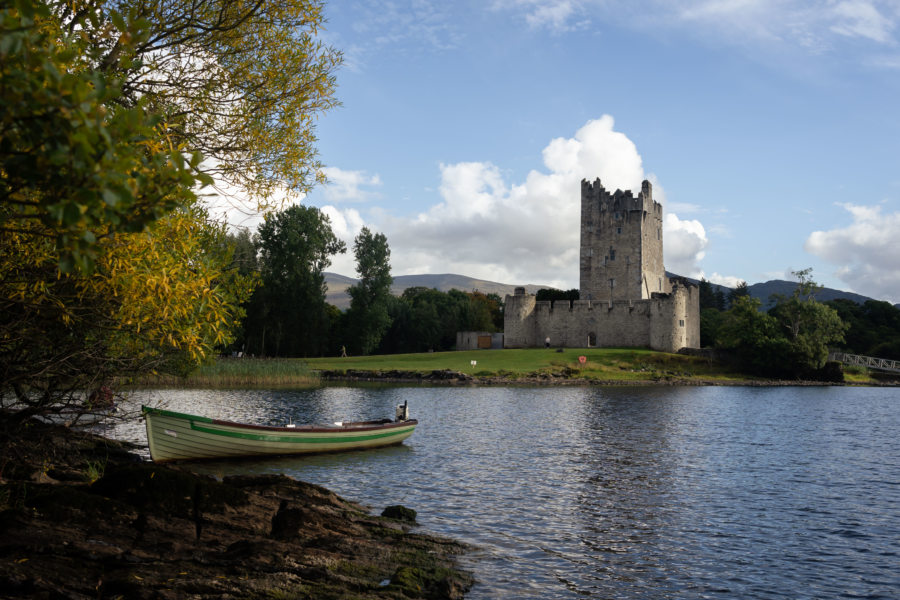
[579,178,666,302]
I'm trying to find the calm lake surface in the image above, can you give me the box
[108,385,900,599]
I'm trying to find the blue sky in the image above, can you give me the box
[234,1,900,303]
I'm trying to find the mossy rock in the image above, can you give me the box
[381,504,417,523]
[388,565,470,599]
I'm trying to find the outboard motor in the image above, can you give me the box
[395,400,409,422]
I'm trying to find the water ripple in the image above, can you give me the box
[110,385,900,599]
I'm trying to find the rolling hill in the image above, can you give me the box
[326,272,888,310]
[325,273,546,309]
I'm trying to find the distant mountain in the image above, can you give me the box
[746,280,874,309]
[327,272,886,310]
[324,272,547,309]
[668,273,881,309]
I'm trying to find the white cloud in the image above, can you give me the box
[320,205,366,276]
[525,0,581,31]
[804,202,900,302]
[664,213,708,278]
[829,0,895,43]
[348,116,711,288]
[321,167,382,202]
[709,273,746,288]
[494,1,900,65]
[492,0,585,32]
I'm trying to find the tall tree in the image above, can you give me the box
[698,278,717,310]
[251,205,345,356]
[717,296,789,375]
[345,227,392,355]
[767,269,847,373]
[728,281,750,309]
[1,0,254,424]
[718,270,847,378]
[1,0,340,433]
[50,0,342,207]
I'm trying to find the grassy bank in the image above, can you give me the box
[305,348,753,384]
[139,358,319,388]
[142,349,886,387]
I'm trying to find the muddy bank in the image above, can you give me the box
[0,417,472,599]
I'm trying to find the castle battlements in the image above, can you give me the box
[504,177,699,352]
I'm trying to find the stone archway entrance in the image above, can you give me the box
[587,332,597,347]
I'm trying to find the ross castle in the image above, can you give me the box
[503,178,700,352]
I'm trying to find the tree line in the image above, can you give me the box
[224,205,504,358]
[699,272,900,378]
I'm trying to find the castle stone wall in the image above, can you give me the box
[504,177,700,353]
[503,287,698,352]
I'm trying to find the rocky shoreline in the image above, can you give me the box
[0,417,473,599]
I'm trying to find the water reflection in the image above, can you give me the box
[109,385,900,599]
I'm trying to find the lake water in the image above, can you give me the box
[107,385,900,599]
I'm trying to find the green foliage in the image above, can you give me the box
[826,298,900,360]
[698,278,717,310]
[699,307,725,347]
[1,0,206,272]
[717,296,789,375]
[246,205,345,357]
[536,288,580,304]
[728,281,749,309]
[372,287,502,354]
[0,0,336,424]
[57,0,342,206]
[717,270,847,378]
[345,227,392,355]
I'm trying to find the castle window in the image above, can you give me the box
[609,278,615,288]
[679,320,685,327]
[615,212,621,220]
[657,228,661,240]
[609,247,615,260]
[616,227,622,234]
[659,278,662,290]
[588,248,593,256]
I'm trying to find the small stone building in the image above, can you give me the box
[504,178,699,353]
[456,332,504,351]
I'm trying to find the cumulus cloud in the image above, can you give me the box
[217,117,714,288]
[319,205,366,276]
[805,202,900,302]
[321,167,382,202]
[664,213,708,279]
[709,273,747,288]
[336,116,710,288]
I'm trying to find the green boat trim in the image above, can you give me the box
[142,405,213,423]
[189,421,417,444]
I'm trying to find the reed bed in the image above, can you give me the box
[138,358,319,388]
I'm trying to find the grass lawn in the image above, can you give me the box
[304,348,751,383]
[150,349,885,387]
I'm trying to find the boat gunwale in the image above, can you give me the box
[141,405,418,433]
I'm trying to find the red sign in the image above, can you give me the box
[578,355,587,364]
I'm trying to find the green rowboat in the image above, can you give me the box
[142,403,417,463]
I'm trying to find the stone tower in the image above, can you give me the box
[579,178,666,303]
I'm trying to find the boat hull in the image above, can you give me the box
[142,406,417,463]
